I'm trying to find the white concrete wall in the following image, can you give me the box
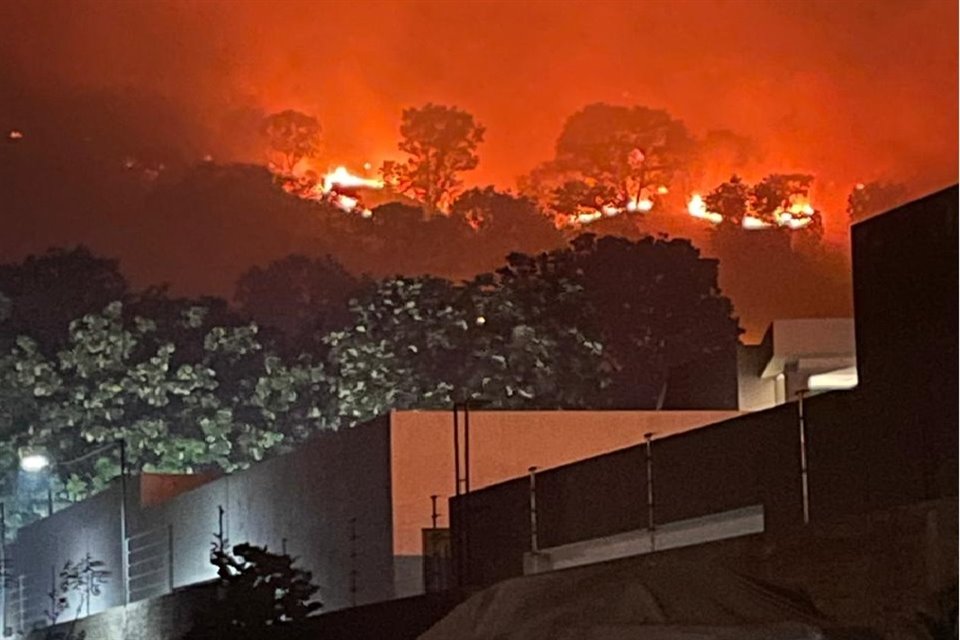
[523,505,764,575]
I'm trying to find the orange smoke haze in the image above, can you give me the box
[2,1,956,235]
[0,0,958,310]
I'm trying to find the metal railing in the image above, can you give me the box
[126,525,174,604]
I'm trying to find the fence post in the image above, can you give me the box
[167,524,175,593]
[645,433,656,551]
[797,389,811,524]
[17,575,24,634]
[528,467,539,554]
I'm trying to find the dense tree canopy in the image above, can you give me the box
[0,230,743,532]
[325,271,609,426]
[234,254,363,349]
[0,300,330,530]
[499,234,741,407]
[0,246,129,353]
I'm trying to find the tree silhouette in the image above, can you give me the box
[525,103,696,217]
[188,519,320,639]
[385,104,485,213]
[261,110,321,176]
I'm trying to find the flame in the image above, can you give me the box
[687,194,723,224]
[574,211,603,225]
[627,197,654,213]
[782,216,812,230]
[742,216,772,230]
[322,166,384,192]
[279,165,385,216]
[335,194,360,211]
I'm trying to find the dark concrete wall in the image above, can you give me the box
[6,483,126,630]
[27,585,465,640]
[7,420,395,632]
[450,402,806,587]
[625,498,957,638]
[663,346,739,410]
[451,187,959,588]
[851,186,959,498]
[132,420,395,611]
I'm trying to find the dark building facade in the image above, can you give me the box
[450,185,959,588]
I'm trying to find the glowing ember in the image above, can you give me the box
[335,194,360,212]
[575,211,604,225]
[687,194,723,224]
[781,216,812,230]
[742,216,772,230]
[322,166,384,192]
[656,185,669,195]
[627,197,654,213]
[7,130,23,140]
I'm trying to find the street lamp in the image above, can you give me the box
[17,448,50,473]
[17,440,129,604]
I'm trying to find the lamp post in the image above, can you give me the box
[18,440,129,604]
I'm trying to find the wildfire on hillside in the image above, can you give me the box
[686,192,817,231]
[279,165,383,218]
[557,188,664,229]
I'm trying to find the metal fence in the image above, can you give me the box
[126,525,174,604]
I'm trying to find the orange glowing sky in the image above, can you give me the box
[0,0,955,265]
[3,0,956,240]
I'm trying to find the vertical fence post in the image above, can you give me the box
[528,467,539,554]
[348,518,358,608]
[17,575,24,634]
[167,524,175,594]
[453,407,461,497]
[797,389,810,524]
[644,433,656,551]
[0,502,6,636]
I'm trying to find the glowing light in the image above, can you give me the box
[600,204,620,217]
[335,194,360,212]
[742,216,772,230]
[687,194,723,224]
[627,197,654,213]
[656,185,669,195]
[475,316,487,326]
[782,216,812,230]
[20,453,50,473]
[8,130,23,140]
[855,183,866,190]
[787,199,815,216]
[322,166,384,192]
[575,211,603,225]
